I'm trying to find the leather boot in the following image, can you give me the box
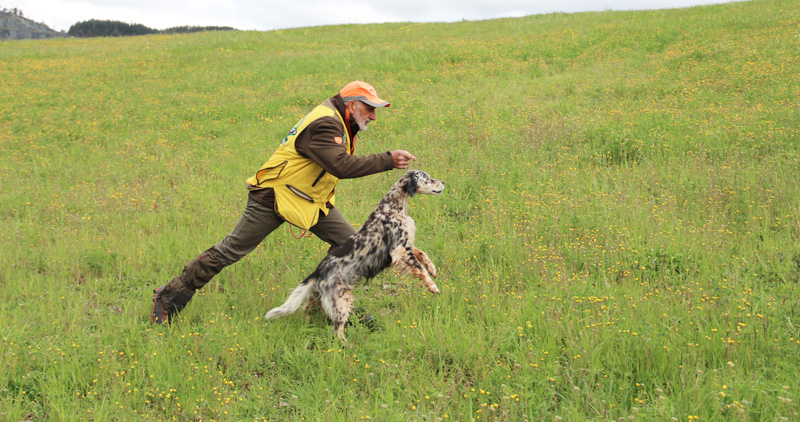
[150,248,225,324]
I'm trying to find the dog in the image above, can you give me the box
[265,170,445,342]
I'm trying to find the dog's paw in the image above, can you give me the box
[427,284,440,295]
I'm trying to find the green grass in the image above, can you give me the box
[2,0,800,420]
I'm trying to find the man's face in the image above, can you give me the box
[351,100,377,131]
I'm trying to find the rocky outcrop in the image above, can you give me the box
[0,11,64,40]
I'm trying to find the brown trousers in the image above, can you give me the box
[159,198,356,307]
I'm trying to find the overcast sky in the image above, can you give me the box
[10,0,742,32]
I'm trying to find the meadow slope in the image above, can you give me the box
[1,0,799,420]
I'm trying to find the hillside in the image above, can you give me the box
[1,0,799,420]
[0,10,63,39]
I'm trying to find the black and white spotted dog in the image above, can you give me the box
[265,170,445,342]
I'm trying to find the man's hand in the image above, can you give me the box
[391,150,417,169]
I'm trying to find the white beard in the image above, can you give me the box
[353,109,372,131]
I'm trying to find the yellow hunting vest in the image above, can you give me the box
[245,102,351,229]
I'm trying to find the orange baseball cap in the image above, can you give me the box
[339,81,390,108]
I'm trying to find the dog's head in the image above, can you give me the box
[403,170,445,197]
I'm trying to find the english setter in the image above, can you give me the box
[265,170,444,342]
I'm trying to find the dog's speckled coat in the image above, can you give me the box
[265,170,444,342]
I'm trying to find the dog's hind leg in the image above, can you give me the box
[320,277,353,343]
[303,286,321,323]
[392,246,440,294]
[413,247,437,278]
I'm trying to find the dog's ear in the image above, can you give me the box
[404,172,418,197]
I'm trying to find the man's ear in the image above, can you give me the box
[404,172,418,197]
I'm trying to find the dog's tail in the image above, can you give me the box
[264,275,316,319]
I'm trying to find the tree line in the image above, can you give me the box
[2,7,25,17]
[67,19,236,37]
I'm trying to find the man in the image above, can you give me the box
[151,81,416,324]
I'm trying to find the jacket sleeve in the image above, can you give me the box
[296,117,394,179]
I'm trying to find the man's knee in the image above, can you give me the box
[331,227,356,247]
[314,208,356,247]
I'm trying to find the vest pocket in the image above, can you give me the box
[274,185,320,229]
[254,161,287,185]
[286,185,314,202]
[311,169,326,187]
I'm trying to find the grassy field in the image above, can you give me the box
[2,0,799,420]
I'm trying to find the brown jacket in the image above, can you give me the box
[249,94,394,209]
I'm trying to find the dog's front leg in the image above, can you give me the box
[391,246,440,294]
[413,247,437,278]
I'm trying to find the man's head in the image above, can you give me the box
[340,81,389,131]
